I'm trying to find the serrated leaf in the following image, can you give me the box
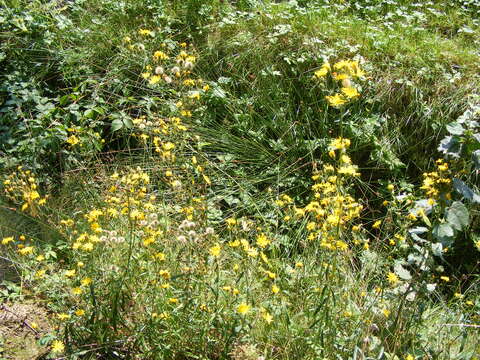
[453,178,480,203]
[446,201,469,231]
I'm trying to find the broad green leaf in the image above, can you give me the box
[453,178,480,203]
[431,242,443,257]
[438,136,461,158]
[432,223,454,246]
[123,117,133,129]
[473,150,480,170]
[446,122,464,135]
[394,263,412,280]
[446,201,470,231]
[111,119,124,132]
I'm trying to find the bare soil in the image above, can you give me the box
[0,301,52,359]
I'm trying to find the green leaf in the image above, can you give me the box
[123,117,133,129]
[446,201,470,231]
[394,263,412,280]
[446,122,464,135]
[111,119,124,132]
[84,109,95,119]
[453,178,480,203]
[473,150,480,170]
[431,242,443,257]
[432,223,454,246]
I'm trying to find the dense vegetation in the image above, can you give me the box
[1,0,479,359]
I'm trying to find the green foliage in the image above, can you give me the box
[1,0,480,359]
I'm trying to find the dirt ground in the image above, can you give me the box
[0,302,52,359]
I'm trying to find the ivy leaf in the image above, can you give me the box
[453,178,480,203]
[446,201,470,231]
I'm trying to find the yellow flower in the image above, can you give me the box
[159,269,171,280]
[387,272,399,285]
[66,135,80,145]
[209,243,221,257]
[57,313,71,321]
[407,213,417,221]
[440,276,450,282]
[71,287,83,295]
[314,67,328,78]
[153,50,168,60]
[272,284,280,294]
[256,234,271,248]
[264,270,276,280]
[2,236,14,245]
[81,277,92,286]
[138,29,152,36]
[229,240,241,247]
[261,311,273,324]
[149,75,162,84]
[325,93,347,107]
[163,142,175,151]
[341,87,360,98]
[65,269,76,278]
[372,220,382,229]
[168,298,179,304]
[51,340,65,353]
[237,302,250,315]
[405,355,414,360]
[18,246,34,255]
[35,269,46,278]
[75,309,85,317]
[226,218,237,227]
[155,252,166,261]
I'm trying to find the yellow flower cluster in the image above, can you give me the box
[279,138,363,251]
[420,159,451,200]
[138,41,199,88]
[313,60,365,108]
[2,166,48,215]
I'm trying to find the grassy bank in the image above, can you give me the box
[1,0,479,359]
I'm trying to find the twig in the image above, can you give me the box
[0,304,39,334]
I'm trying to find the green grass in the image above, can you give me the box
[1,0,479,359]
